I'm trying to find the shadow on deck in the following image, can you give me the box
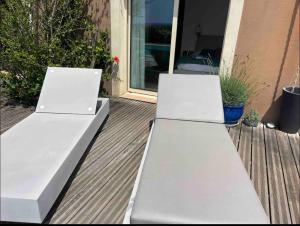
[1,97,299,224]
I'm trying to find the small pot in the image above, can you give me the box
[223,104,244,125]
[279,86,300,134]
[243,119,258,127]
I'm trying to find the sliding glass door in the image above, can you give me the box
[130,0,175,92]
[129,0,230,94]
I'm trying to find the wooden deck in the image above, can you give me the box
[1,97,299,224]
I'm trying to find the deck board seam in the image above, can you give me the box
[274,128,293,223]
[51,137,144,223]
[287,134,300,176]
[76,107,154,174]
[50,129,151,219]
[89,159,142,223]
[66,149,144,223]
[237,124,243,152]
[263,125,272,223]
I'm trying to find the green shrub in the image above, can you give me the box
[220,57,255,106]
[220,75,250,106]
[243,109,260,125]
[0,0,113,105]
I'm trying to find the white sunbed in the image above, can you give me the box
[1,67,109,223]
[124,74,270,224]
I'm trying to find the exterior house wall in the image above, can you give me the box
[234,0,299,123]
[100,0,299,123]
[108,0,244,99]
[88,0,112,94]
[110,0,129,96]
[88,0,111,32]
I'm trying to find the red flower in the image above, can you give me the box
[113,56,119,63]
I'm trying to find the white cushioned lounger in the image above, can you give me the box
[124,74,269,224]
[1,67,109,223]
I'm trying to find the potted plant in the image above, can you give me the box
[220,58,254,125]
[279,67,300,134]
[243,109,260,127]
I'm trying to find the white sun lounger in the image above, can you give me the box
[124,74,269,224]
[1,67,109,223]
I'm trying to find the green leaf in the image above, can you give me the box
[1,0,113,104]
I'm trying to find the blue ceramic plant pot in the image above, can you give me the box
[223,105,244,125]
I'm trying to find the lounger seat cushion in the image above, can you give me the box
[130,119,269,224]
[156,74,224,123]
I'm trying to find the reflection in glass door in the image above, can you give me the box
[130,0,174,92]
[173,0,229,75]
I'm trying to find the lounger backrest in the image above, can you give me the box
[36,67,102,115]
[156,74,224,123]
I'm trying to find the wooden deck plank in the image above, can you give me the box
[0,105,32,117]
[45,99,154,223]
[287,133,300,175]
[78,103,154,170]
[83,99,153,146]
[90,148,147,224]
[64,148,143,224]
[81,149,144,224]
[61,103,154,190]
[275,130,300,224]
[0,107,34,134]
[228,124,242,149]
[48,129,150,221]
[251,124,270,217]
[91,167,138,224]
[63,120,150,195]
[264,125,291,224]
[238,124,252,174]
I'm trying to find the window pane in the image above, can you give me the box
[130,0,174,91]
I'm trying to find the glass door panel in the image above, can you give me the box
[130,0,174,92]
[173,0,230,75]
